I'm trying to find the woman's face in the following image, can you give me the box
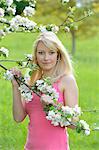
[36,41,58,72]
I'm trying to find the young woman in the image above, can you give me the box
[11,32,78,150]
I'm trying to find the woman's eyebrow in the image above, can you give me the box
[37,49,45,51]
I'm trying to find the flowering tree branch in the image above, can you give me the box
[0,0,93,39]
[0,59,24,62]
[0,62,99,135]
[0,63,40,95]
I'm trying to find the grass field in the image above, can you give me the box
[0,31,99,150]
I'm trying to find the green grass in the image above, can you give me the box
[0,31,99,150]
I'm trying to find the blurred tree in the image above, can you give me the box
[32,0,98,55]
[76,0,99,37]
[32,0,78,54]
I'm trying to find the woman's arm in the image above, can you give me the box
[63,74,78,107]
[11,69,27,123]
[62,74,79,129]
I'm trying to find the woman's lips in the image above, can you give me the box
[42,62,51,64]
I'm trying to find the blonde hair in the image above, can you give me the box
[30,32,73,85]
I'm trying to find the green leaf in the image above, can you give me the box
[29,70,32,76]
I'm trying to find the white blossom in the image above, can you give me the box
[24,19,37,30]
[55,114,61,122]
[62,106,73,116]
[47,111,62,126]
[39,83,47,90]
[29,0,36,6]
[0,47,9,57]
[39,25,47,32]
[9,16,20,31]
[51,121,59,126]
[46,110,56,120]
[41,94,54,104]
[65,26,70,32]
[7,7,16,15]
[60,118,71,127]
[51,25,59,33]
[51,88,59,100]
[79,120,90,135]
[22,92,32,101]
[23,6,35,17]
[84,129,90,136]
[46,85,54,93]
[35,79,59,103]
[4,70,14,80]
[0,18,7,23]
[0,8,5,17]
[73,105,82,117]
[10,23,19,31]
[24,70,30,83]
[22,61,27,67]
[36,80,44,86]
[94,127,99,130]
[80,120,90,129]
[25,54,33,61]
[6,0,13,7]
[10,15,22,24]
[9,15,37,31]
[18,84,32,101]
[0,30,6,38]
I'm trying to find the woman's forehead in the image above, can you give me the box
[36,40,58,52]
[37,41,45,48]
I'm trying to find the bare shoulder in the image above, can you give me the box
[61,74,78,89]
[62,74,75,82]
[60,74,79,107]
[58,74,77,93]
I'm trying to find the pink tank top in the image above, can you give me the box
[24,80,69,150]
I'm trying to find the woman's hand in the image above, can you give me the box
[10,68,22,87]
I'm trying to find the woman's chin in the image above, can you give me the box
[42,67,54,72]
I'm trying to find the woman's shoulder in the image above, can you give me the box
[60,74,77,90]
[61,74,75,83]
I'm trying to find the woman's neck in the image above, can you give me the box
[42,69,55,78]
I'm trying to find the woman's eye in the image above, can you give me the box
[38,51,44,55]
[49,51,55,54]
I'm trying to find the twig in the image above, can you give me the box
[0,63,41,97]
[82,109,99,113]
[58,15,69,28]
[0,20,10,25]
[74,15,90,23]
[92,127,99,131]
[0,59,24,62]
[0,64,7,71]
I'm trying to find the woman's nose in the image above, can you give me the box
[44,53,49,60]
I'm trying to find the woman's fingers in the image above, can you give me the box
[9,68,22,86]
[10,68,22,77]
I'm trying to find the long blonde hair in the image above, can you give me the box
[30,32,73,85]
